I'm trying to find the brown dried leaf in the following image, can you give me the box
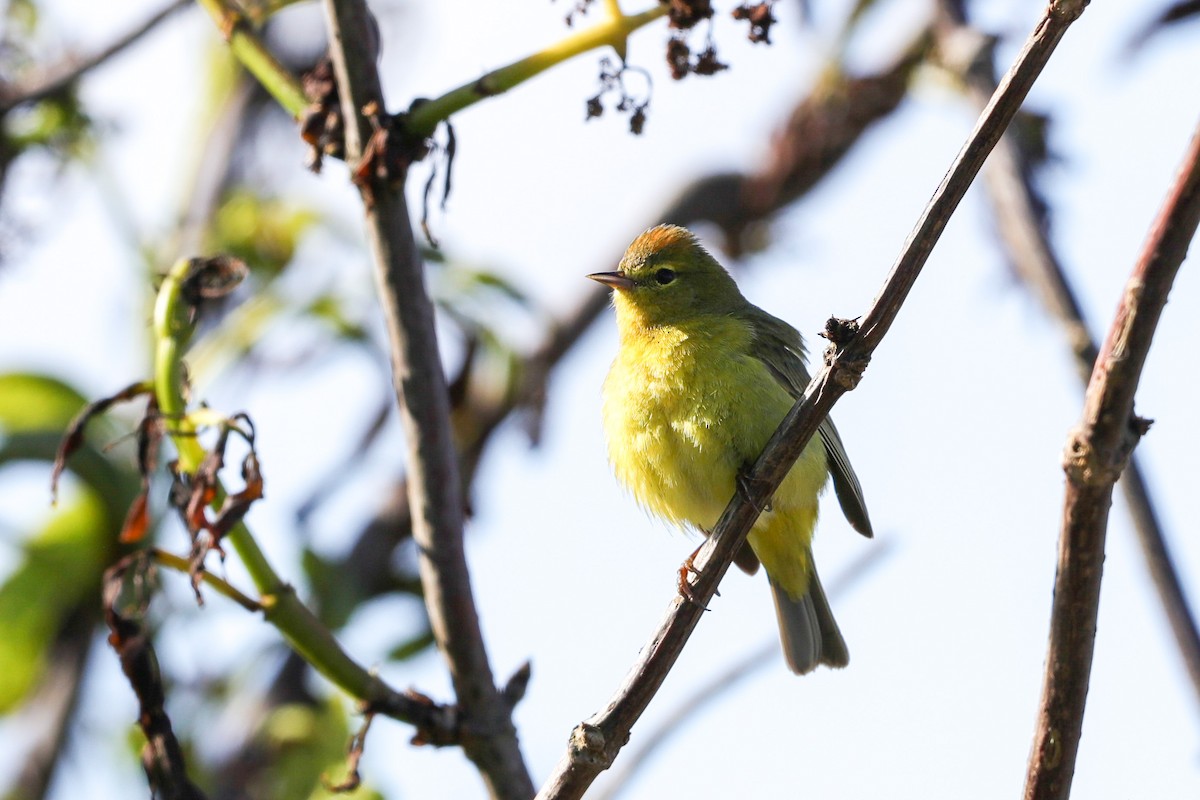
[732,2,777,44]
[180,255,248,307]
[52,381,150,503]
[208,451,264,540]
[324,713,374,794]
[668,0,714,29]
[120,491,150,544]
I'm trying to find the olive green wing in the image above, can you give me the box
[817,417,873,537]
[745,309,874,538]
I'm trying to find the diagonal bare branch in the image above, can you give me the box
[536,2,1092,797]
[1024,118,1200,800]
[591,542,895,800]
[0,0,191,115]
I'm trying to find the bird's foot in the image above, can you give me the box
[736,463,773,513]
[677,542,718,609]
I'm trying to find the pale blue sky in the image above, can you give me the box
[2,1,1198,798]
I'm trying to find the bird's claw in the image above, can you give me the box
[677,543,718,609]
[736,465,773,513]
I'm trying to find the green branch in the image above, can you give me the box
[150,259,397,705]
[151,258,279,589]
[405,3,668,137]
[194,0,309,117]
[192,0,667,144]
[152,548,261,611]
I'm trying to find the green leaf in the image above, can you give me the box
[309,781,384,800]
[386,628,435,662]
[0,373,146,710]
[443,266,532,309]
[258,699,383,800]
[0,431,132,524]
[301,549,360,631]
[209,190,318,279]
[304,295,367,342]
[3,92,94,158]
[4,0,40,34]
[0,487,108,712]
[0,372,144,527]
[0,373,89,433]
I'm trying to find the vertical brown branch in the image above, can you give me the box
[937,1,1200,709]
[104,556,208,800]
[319,2,533,797]
[1024,121,1200,800]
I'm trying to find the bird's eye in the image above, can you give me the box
[654,268,676,285]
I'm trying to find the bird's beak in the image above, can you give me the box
[588,271,636,290]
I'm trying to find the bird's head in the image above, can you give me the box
[588,225,744,329]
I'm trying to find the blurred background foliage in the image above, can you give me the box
[1,0,1198,798]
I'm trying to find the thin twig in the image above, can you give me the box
[0,0,190,115]
[150,548,262,611]
[319,1,533,797]
[195,0,309,117]
[403,3,667,137]
[171,75,257,257]
[592,542,896,800]
[1023,119,1200,800]
[536,2,1091,797]
[935,5,1200,709]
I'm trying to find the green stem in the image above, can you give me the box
[152,548,261,611]
[405,3,667,137]
[194,0,309,118]
[151,259,395,705]
[152,259,278,590]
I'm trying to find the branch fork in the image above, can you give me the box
[1062,415,1151,488]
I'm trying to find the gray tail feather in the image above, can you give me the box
[770,566,849,674]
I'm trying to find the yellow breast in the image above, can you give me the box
[601,315,829,597]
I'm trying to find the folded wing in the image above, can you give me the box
[744,309,874,538]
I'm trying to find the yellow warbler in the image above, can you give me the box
[590,224,873,674]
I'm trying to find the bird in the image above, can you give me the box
[590,224,872,674]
